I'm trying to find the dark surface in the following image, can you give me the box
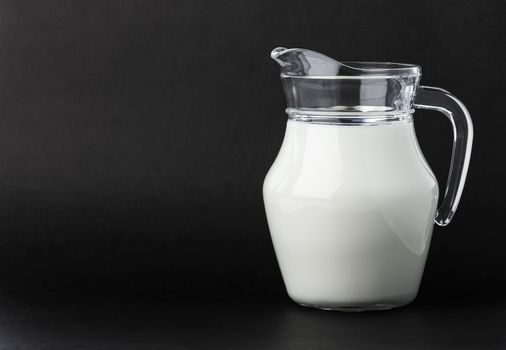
[0,296,505,349]
[0,0,505,348]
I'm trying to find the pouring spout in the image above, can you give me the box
[270,47,343,76]
[270,47,293,66]
[270,47,289,61]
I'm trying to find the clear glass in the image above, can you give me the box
[271,47,473,226]
[414,86,473,226]
[271,47,421,120]
[266,47,474,311]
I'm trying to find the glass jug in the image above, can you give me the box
[263,47,473,311]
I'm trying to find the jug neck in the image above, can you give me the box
[271,47,421,125]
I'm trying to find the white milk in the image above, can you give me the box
[263,120,438,310]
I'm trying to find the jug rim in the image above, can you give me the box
[271,47,420,79]
[280,61,421,79]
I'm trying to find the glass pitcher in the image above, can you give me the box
[263,47,473,311]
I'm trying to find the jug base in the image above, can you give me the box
[297,301,411,312]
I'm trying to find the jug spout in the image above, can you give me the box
[270,47,343,76]
[270,47,290,62]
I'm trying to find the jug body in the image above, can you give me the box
[265,47,473,311]
[264,119,438,311]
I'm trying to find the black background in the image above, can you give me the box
[0,0,505,348]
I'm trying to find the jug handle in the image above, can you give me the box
[414,86,474,226]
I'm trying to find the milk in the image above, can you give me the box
[263,120,438,310]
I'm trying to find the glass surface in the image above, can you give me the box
[271,47,421,118]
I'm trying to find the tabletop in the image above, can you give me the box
[0,295,504,349]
